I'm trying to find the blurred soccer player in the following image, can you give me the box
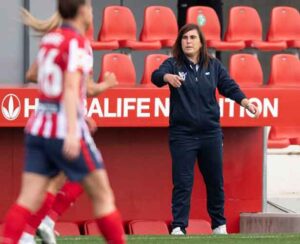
[20,7,120,244]
[0,1,125,244]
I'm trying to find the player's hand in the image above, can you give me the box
[103,72,119,89]
[85,117,97,134]
[246,103,261,118]
[63,134,80,160]
[163,74,184,88]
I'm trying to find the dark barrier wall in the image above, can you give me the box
[0,127,263,233]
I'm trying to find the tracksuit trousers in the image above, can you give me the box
[170,134,226,230]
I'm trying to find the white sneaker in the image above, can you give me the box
[19,232,36,244]
[212,224,228,234]
[37,222,57,244]
[171,227,185,235]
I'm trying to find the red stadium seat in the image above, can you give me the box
[140,54,169,86]
[55,222,80,236]
[186,219,212,234]
[186,6,245,51]
[268,138,291,149]
[128,220,169,235]
[225,6,286,51]
[140,6,178,48]
[268,54,300,86]
[267,6,300,49]
[98,6,161,50]
[83,220,101,235]
[229,54,263,87]
[85,24,119,50]
[99,53,136,86]
[268,126,300,148]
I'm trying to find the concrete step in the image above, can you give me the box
[240,212,300,233]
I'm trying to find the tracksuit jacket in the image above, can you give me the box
[151,56,247,138]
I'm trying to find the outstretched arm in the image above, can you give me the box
[86,72,118,97]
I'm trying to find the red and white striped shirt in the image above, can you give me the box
[26,25,93,139]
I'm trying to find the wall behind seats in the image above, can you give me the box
[0,0,23,85]
[29,0,56,67]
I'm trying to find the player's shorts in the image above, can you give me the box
[24,133,104,182]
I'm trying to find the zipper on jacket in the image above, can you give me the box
[189,64,199,82]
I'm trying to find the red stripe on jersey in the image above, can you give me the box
[80,139,96,172]
[25,113,35,133]
[50,113,57,138]
[38,114,47,136]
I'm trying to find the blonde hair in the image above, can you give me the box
[21,8,62,35]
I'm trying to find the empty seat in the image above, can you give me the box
[186,6,245,51]
[268,54,300,86]
[83,220,101,235]
[268,126,300,148]
[186,219,212,234]
[99,53,136,85]
[86,24,119,50]
[268,138,290,149]
[140,6,178,48]
[55,222,80,236]
[140,54,169,86]
[225,6,286,51]
[229,54,263,87]
[98,6,161,50]
[128,220,169,235]
[267,6,300,49]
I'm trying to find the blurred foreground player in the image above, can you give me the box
[0,1,125,243]
[20,7,119,244]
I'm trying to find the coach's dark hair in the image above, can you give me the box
[172,23,211,68]
[58,0,86,19]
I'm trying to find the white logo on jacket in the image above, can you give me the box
[178,72,187,81]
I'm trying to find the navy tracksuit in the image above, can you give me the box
[151,56,246,229]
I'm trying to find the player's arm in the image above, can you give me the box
[63,70,81,160]
[26,62,38,83]
[86,72,118,97]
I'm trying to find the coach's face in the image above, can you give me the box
[181,29,202,60]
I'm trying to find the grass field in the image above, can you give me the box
[35,234,300,244]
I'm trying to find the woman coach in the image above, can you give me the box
[151,23,260,235]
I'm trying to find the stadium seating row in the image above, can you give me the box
[87,5,300,52]
[97,53,300,87]
[29,219,211,236]
[0,219,212,236]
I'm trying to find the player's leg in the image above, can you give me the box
[1,172,49,244]
[20,173,67,243]
[37,181,83,244]
[82,169,125,244]
[46,181,83,224]
[6,134,59,244]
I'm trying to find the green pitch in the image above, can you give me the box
[36,234,300,243]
